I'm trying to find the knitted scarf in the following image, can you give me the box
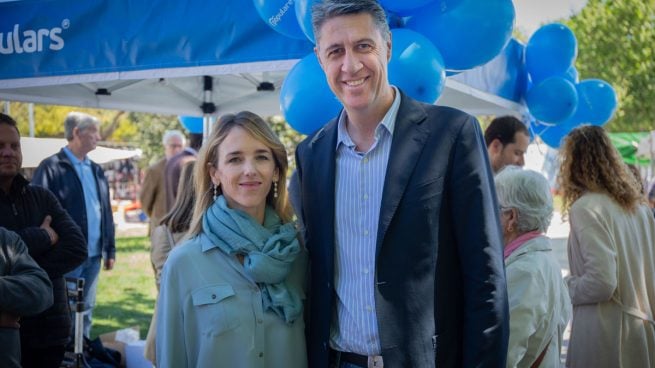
[202,196,302,323]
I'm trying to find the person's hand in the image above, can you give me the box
[40,215,59,246]
[104,258,115,271]
[0,311,21,329]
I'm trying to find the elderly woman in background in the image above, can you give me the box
[144,160,195,364]
[495,166,570,368]
[559,125,655,367]
[156,111,306,368]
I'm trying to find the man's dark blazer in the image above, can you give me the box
[294,92,509,368]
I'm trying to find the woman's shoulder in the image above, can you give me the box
[166,235,203,264]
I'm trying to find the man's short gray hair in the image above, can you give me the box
[64,112,100,141]
[312,0,390,46]
[495,166,554,233]
[162,129,186,146]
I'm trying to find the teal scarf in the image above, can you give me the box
[202,196,302,323]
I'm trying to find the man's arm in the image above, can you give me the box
[0,229,53,317]
[30,188,87,278]
[449,116,509,367]
[99,169,116,269]
[139,164,159,218]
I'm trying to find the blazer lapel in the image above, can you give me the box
[376,94,431,253]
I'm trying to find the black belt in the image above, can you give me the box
[329,348,369,368]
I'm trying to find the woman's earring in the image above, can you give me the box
[213,184,218,200]
[273,181,278,199]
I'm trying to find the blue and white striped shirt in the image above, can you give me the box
[331,87,401,355]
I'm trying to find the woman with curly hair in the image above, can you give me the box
[558,125,655,367]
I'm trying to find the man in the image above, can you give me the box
[32,111,116,338]
[139,129,185,234]
[0,227,54,368]
[0,112,86,367]
[484,115,530,174]
[294,1,509,367]
[163,132,202,212]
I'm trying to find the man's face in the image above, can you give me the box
[490,132,529,173]
[164,135,184,159]
[75,124,100,155]
[0,124,22,179]
[315,12,391,114]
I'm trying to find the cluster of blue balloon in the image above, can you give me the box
[178,116,203,134]
[253,0,516,134]
[525,23,618,148]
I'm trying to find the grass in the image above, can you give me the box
[91,236,157,339]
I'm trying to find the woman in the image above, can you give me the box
[559,125,655,367]
[156,111,307,368]
[144,160,195,364]
[495,166,570,368]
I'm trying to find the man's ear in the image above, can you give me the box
[387,32,392,62]
[489,139,504,155]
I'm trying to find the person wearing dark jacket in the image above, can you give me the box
[0,112,87,368]
[32,111,116,339]
[0,227,54,368]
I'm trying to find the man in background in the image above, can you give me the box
[32,111,116,339]
[164,132,202,211]
[140,129,185,234]
[484,115,530,174]
[0,112,86,367]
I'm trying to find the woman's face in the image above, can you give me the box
[209,126,279,222]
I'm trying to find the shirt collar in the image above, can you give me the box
[336,86,401,151]
[63,146,90,166]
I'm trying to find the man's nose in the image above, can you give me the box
[517,155,525,166]
[342,50,363,74]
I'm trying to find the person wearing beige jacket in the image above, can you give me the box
[559,125,655,368]
[144,160,195,364]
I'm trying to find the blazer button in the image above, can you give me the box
[326,282,331,289]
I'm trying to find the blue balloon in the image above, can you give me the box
[526,76,578,124]
[574,79,618,126]
[178,116,203,134]
[380,0,438,16]
[280,53,342,135]
[539,124,569,148]
[406,0,515,71]
[526,23,577,83]
[253,0,306,40]
[388,29,446,104]
[294,0,317,43]
[563,66,579,84]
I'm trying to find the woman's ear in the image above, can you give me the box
[208,163,220,186]
[273,167,280,182]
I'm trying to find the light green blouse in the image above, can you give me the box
[156,232,307,368]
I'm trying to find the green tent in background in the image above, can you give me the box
[608,132,651,166]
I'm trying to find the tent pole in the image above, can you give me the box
[201,76,216,142]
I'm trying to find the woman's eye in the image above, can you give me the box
[227,157,241,163]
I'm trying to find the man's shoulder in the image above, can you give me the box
[147,158,167,172]
[297,118,338,153]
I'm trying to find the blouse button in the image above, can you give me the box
[211,294,216,299]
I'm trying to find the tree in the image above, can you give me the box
[129,112,182,168]
[566,0,655,132]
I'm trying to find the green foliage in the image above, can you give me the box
[267,115,306,172]
[566,0,655,132]
[129,112,182,168]
[0,101,132,139]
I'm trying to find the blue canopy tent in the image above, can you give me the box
[0,0,527,129]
